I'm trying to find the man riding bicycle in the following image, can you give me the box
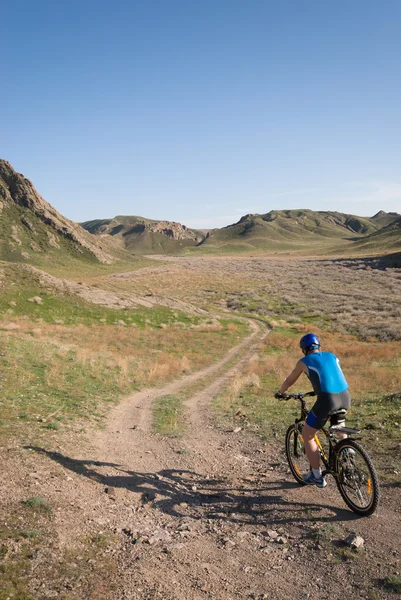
[276,333,350,488]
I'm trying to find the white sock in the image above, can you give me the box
[312,468,322,478]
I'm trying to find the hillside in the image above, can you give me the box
[196,209,400,253]
[2,160,399,260]
[81,215,206,254]
[351,215,401,255]
[0,160,122,265]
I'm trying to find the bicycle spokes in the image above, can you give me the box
[335,441,379,515]
[285,425,310,485]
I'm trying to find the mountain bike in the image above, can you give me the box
[278,391,380,516]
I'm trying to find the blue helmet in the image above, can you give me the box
[299,333,321,352]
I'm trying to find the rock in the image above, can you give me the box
[276,536,288,544]
[105,486,116,498]
[115,320,127,327]
[47,231,61,248]
[141,490,156,503]
[345,534,364,549]
[223,538,236,548]
[28,296,43,304]
[266,529,279,539]
[21,217,35,232]
[233,427,242,433]
[30,241,41,252]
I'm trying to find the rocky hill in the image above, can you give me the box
[351,215,401,255]
[371,210,401,228]
[2,160,399,260]
[0,160,118,264]
[198,209,401,253]
[81,216,206,254]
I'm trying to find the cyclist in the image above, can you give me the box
[275,333,350,488]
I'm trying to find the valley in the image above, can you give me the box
[1,161,401,599]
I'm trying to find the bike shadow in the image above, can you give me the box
[25,446,361,526]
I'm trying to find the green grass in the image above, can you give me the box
[0,336,131,431]
[0,261,209,328]
[0,200,99,266]
[40,256,157,280]
[153,394,185,436]
[21,497,51,512]
[383,575,401,594]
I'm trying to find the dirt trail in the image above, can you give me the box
[25,320,401,600]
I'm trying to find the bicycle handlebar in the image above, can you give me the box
[275,391,316,401]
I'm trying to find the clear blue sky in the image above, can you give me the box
[2,0,401,228]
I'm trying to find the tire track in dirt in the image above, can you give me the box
[24,315,401,600]
[103,318,264,437]
[179,320,269,469]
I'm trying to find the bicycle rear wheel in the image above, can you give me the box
[334,439,380,516]
[285,423,310,485]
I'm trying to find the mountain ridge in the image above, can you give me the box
[1,159,400,258]
[0,159,116,264]
[197,208,401,253]
[81,215,206,254]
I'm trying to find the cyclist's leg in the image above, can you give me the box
[302,415,328,487]
[304,397,330,472]
[302,421,321,469]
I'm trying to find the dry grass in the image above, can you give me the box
[111,256,401,341]
[258,327,401,398]
[220,373,261,411]
[0,315,247,433]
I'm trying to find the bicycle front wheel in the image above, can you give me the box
[334,439,380,516]
[285,424,310,485]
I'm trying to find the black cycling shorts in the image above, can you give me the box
[305,390,351,430]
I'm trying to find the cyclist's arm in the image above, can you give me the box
[279,360,307,394]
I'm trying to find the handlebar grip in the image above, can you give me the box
[274,392,290,400]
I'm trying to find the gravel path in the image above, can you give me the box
[22,319,401,600]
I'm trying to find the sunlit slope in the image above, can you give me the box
[0,159,131,267]
[195,209,400,254]
[81,215,206,254]
[351,216,401,254]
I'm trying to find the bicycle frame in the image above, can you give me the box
[292,396,340,478]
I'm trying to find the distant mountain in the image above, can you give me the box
[351,215,401,254]
[197,209,401,253]
[2,160,399,261]
[81,216,206,254]
[371,210,401,228]
[0,160,118,264]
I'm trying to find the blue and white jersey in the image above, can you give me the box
[300,352,348,395]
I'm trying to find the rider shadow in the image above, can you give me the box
[24,446,360,526]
